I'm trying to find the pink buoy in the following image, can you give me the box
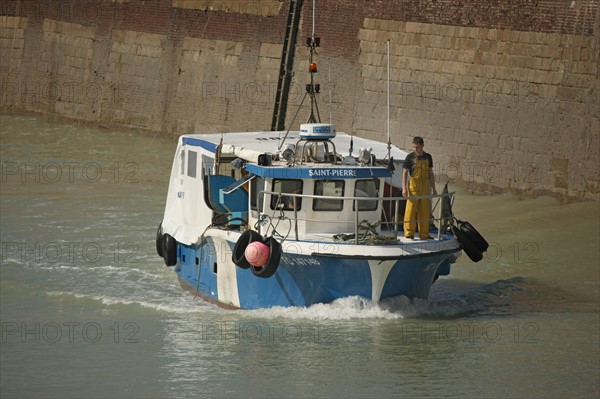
[245,241,270,267]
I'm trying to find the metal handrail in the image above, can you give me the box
[256,190,455,243]
[260,190,454,202]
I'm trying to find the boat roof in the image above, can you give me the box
[180,130,410,161]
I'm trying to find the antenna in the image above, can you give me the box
[306,0,321,124]
[328,57,332,123]
[387,40,391,160]
[312,0,316,40]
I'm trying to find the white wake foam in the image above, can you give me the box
[246,277,526,320]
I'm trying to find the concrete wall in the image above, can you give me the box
[1,0,598,201]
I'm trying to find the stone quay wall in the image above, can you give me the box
[1,0,598,201]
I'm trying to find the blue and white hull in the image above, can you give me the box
[173,231,459,309]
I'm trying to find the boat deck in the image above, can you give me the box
[283,231,453,245]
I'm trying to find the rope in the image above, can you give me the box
[253,194,292,241]
[333,220,396,245]
[254,213,292,241]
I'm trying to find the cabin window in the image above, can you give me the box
[354,179,380,211]
[250,177,265,211]
[202,155,214,176]
[313,180,344,211]
[271,179,303,211]
[180,150,185,176]
[216,157,241,180]
[187,150,197,178]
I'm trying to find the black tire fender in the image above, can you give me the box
[232,230,264,269]
[451,225,483,263]
[162,233,177,267]
[156,222,164,258]
[251,237,282,278]
[458,220,489,252]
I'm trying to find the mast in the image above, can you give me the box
[306,0,321,124]
[271,0,304,132]
[278,0,321,150]
[387,40,391,161]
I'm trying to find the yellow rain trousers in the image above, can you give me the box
[404,157,431,238]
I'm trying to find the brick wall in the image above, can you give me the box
[0,0,598,200]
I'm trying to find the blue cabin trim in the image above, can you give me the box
[207,175,248,223]
[182,137,218,153]
[244,164,392,179]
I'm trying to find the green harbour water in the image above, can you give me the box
[1,115,598,398]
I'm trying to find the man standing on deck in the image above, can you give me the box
[402,136,437,239]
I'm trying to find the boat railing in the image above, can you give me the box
[257,190,455,243]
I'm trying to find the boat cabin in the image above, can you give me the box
[161,124,408,246]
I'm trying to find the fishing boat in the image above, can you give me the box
[155,4,487,309]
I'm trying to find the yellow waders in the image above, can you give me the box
[404,157,431,239]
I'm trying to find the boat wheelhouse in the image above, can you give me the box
[156,125,465,309]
